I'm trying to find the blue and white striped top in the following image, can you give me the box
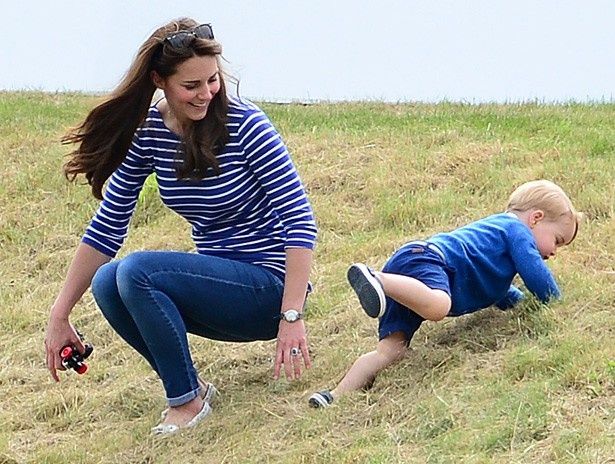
[82,98,318,280]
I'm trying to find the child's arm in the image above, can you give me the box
[509,233,561,303]
[495,285,524,310]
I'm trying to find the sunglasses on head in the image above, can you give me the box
[164,24,214,49]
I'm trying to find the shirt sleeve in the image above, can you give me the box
[508,225,561,303]
[495,285,525,310]
[81,131,154,257]
[238,109,318,250]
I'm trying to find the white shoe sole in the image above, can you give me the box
[347,263,386,318]
[152,401,212,437]
[308,391,333,408]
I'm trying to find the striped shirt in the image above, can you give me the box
[82,98,318,279]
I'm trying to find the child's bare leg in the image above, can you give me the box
[331,332,407,399]
[376,272,451,321]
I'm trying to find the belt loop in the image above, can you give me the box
[427,244,446,262]
[407,240,446,262]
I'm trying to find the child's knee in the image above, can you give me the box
[425,291,451,321]
[377,333,408,364]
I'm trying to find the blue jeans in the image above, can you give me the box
[91,251,284,407]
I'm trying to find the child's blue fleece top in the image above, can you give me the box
[428,212,560,316]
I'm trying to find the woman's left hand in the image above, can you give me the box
[274,320,311,380]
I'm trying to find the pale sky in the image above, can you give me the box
[2,0,613,103]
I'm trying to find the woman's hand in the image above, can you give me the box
[274,320,312,381]
[45,314,85,382]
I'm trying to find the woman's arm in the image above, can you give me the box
[47,124,153,380]
[238,107,318,380]
[45,243,111,381]
[274,247,313,381]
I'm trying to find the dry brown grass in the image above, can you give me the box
[1,93,613,463]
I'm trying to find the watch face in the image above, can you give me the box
[283,310,300,322]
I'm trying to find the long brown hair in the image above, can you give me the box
[63,18,230,200]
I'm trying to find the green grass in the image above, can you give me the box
[1,92,613,463]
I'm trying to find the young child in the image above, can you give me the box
[309,179,581,408]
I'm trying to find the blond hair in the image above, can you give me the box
[506,179,582,243]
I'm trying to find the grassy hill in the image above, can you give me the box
[0,92,613,463]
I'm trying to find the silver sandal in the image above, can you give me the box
[160,380,218,420]
[151,401,212,437]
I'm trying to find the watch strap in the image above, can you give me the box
[279,309,303,322]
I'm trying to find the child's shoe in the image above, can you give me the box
[347,263,386,318]
[308,390,334,408]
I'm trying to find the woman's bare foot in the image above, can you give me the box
[161,397,204,427]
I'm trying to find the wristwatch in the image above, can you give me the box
[279,309,303,323]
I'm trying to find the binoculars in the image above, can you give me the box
[60,338,94,374]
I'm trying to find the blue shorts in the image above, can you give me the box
[378,241,452,344]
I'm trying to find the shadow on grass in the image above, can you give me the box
[426,300,555,354]
[428,309,516,353]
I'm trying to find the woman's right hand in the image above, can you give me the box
[43,244,111,381]
[45,314,85,382]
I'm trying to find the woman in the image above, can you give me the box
[44,18,317,436]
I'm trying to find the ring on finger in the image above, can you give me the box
[290,347,301,356]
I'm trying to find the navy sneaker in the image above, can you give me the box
[308,390,334,408]
[347,263,386,318]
